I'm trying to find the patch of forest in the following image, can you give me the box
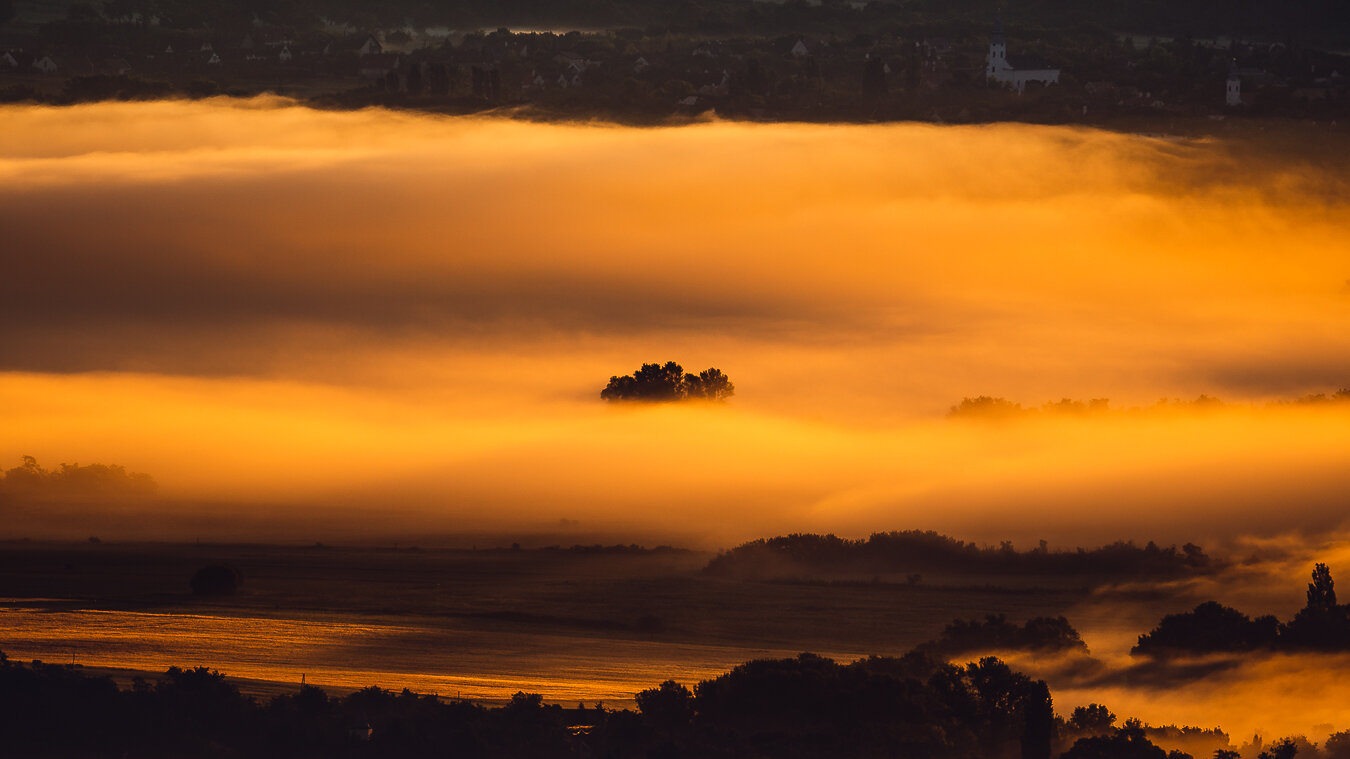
[703,530,1215,582]
[1134,563,1350,656]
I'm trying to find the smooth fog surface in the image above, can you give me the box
[2,97,1350,548]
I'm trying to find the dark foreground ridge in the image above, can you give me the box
[6,648,1336,759]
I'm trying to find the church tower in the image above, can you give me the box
[987,12,1009,79]
[1226,60,1242,106]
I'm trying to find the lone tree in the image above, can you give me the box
[190,565,242,596]
[601,362,734,402]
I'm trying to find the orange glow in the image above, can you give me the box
[1,98,1349,549]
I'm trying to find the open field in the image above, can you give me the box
[0,540,1102,703]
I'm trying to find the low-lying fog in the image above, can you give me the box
[2,98,1349,556]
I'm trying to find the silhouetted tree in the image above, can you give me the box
[601,362,734,402]
[426,62,449,95]
[1285,564,1350,650]
[1021,680,1054,759]
[1308,562,1336,611]
[1067,704,1116,735]
[1132,602,1281,655]
[1324,730,1350,759]
[405,62,423,95]
[635,679,693,731]
[920,614,1088,657]
[1062,720,1169,759]
[686,368,734,401]
[862,57,887,96]
[190,564,242,596]
[949,396,1025,418]
[1257,738,1301,759]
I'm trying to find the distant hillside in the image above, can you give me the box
[703,530,1215,582]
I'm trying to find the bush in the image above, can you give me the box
[189,565,242,596]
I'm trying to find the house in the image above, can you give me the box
[632,56,650,73]
[33,55,58,74]
[278,45,292,63]
[556,52,592,73]
[791,38,828,57]
[697,69,730,97]
[985,15,1059,92]
[358,34,382,56]
[1226,60,1242,106]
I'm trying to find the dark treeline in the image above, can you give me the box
[0,648,1212,759]
[918,615,1090,657]
[703,531,1214,581]
[1134,563,1350,656]
[0,455,156,499]
[949,389,1350,419]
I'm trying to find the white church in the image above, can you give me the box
[1226,60,1243,106]
[986,14,1060,92]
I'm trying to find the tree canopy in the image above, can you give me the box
[601,362,734,402]
[1133,564,1350,655]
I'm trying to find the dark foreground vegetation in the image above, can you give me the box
[0,647,1257,759]
[1134,564,1350,656]
[7,647,1350,759]
[704,530,1215,581]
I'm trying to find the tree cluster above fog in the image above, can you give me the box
[703,530,1214,580]
[601,362,733,402]
[948,388,1350,419]
[1133,563,1350,656]
[0,456,155,498]
[918,614,1089,658]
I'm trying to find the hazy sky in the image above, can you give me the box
[3,98,1349,547]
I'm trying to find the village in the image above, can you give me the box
[2,0,1349,125]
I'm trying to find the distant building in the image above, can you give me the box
[986,14,1059,92]
[791,38,828,57]
[1226,60,1242,106]
[358,35,382,56]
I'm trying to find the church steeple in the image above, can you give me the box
[988,9,1009,77]
[1226,59,1242,106]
